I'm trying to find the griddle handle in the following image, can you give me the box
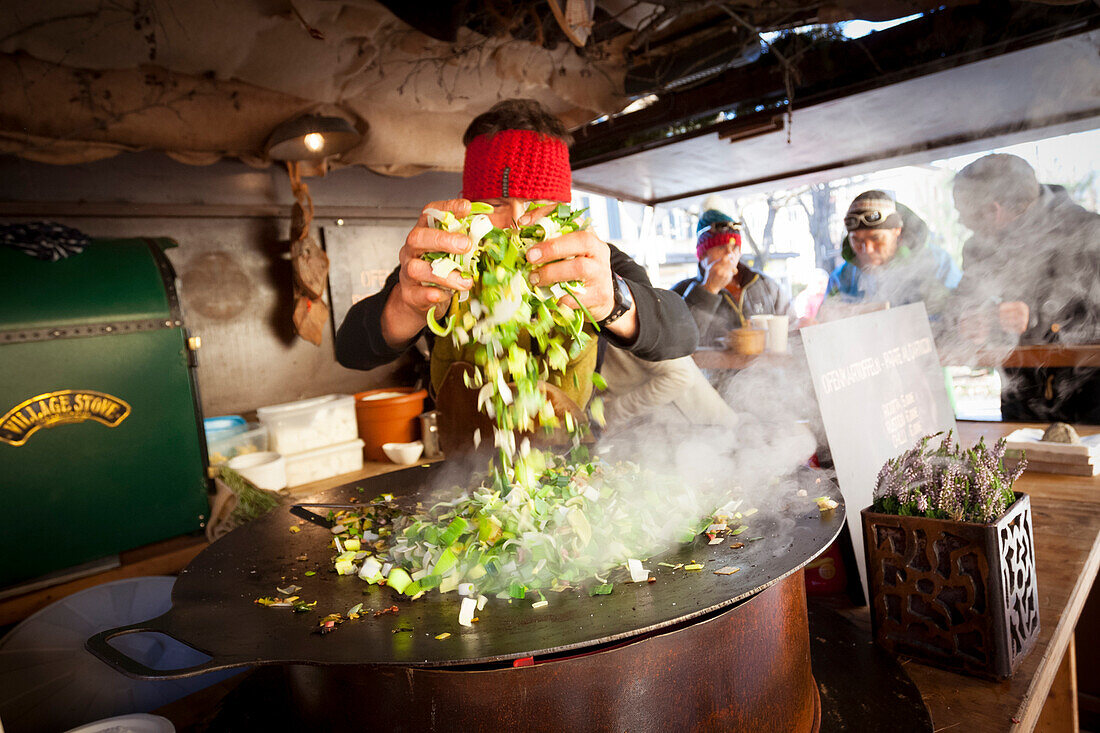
[85,616,228,680]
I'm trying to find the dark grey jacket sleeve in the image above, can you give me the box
[335,266,419,371]
[335,246,699,370]
[605,245,699,360]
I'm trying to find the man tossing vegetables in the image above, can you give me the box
[336,99,698,457]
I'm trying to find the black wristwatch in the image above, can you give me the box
[599,274,634,327]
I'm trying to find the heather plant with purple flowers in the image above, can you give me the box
[873,432,1026,523]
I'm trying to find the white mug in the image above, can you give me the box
[749,314,788,353]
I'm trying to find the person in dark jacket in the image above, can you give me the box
[335,99,698,453]
[952,153,1100,423]
[827,190,961,318]
[672,209,790,348]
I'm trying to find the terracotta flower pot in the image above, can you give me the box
[354,388,428,462]
[860,493,1040,679]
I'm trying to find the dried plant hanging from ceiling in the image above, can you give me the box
[286,161,330,346]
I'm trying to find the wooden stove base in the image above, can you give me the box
[287,570,817,732]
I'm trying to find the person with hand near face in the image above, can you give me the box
[335,98,698,454]
[671,209,790,347]
[827,191,961,319]
[951,153,1100,423]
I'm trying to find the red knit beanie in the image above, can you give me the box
[696,230,741,260]
[462,129,572,203]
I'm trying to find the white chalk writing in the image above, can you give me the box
[882,390,926,449]
[818,337,934,396]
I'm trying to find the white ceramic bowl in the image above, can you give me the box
[382,441,424,465]
[226,451,287,491]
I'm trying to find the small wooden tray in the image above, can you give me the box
[1004,428,1100,466]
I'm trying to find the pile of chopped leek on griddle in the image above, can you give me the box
[328,453,747,626]
[320,203,748,628]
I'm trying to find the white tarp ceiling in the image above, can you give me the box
[0,0,628,175]
[3,1,1078,183]
[1,0,991,178]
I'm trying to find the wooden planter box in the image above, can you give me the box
[861,494,1040,679]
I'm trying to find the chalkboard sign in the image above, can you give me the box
[801,303,957,598]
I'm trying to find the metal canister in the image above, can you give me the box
[419,410,442,458]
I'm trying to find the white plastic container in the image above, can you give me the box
[284,438,365,487]
[257,394,357,455]
[207,422,269,466]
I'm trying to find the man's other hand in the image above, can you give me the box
[382,200,476,347]
[998,301,1029,335]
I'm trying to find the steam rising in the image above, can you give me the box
[564,156,1100,569]
[588,340,827,568]
[402,159,1098,590]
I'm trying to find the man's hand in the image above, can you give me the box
[702,245,737,294]
[526,229,614,320]
[958,309,991,345]
[525,228,639,340]
[998,301,1029,335]
[958,301,1029,345]
[382,199,476,347]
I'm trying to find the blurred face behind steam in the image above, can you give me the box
[953,187,1006,237]
[850,227,901,269]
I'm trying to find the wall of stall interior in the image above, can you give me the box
[0,152,462,417]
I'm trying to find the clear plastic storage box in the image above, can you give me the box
[256,394,357,455]
[284,439,365,487]
[207,422,269,466]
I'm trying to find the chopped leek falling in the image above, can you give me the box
[421,202,595,485]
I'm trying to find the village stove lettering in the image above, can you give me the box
[818,337,934,396]
[0,389,132,446]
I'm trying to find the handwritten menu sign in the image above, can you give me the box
[802,303,957,598]
[323,222,408,332]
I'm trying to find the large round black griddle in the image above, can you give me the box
[88,462,844,679]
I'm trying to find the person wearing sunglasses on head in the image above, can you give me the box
[951,153,1100,423]
[826,190,961,322]
[672,208,791,347]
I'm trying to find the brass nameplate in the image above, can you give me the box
[0,390,132,447]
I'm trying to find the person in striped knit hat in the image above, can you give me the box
[335,98,698,455]
[672,208,790,348]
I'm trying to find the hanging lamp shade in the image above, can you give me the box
[265,114,361,161]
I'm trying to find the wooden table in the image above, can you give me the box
[846,420,1100,732]
[694,343,1100,371]
[691,347,793,371]
[947,344,1100,369]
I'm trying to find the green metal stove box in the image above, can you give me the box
[0,238,209,589]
